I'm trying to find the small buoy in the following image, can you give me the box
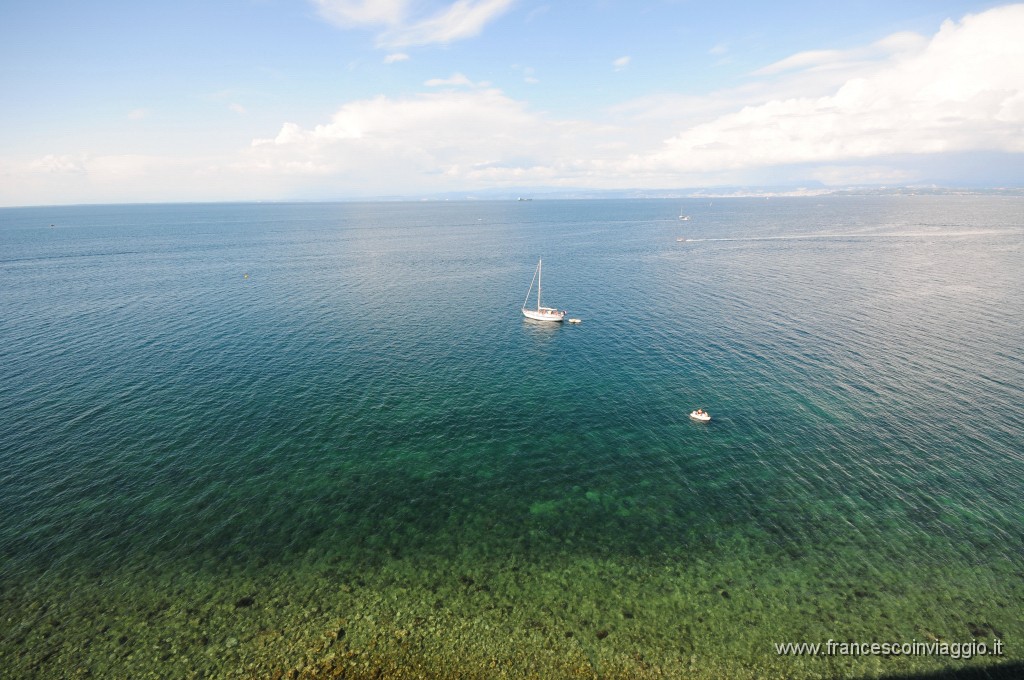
[243,273,249,279]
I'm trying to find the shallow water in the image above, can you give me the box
[1,196,1022,677]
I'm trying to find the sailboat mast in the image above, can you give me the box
[537,259,542,310]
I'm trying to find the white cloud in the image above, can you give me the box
[27,154,191,182]
[613,55,630,71]
[512,64,538,84]
[229,103,247,115]
[380,0,516,47]
[384,52,410,63]
[753,31,926,76]
[30,154,87,174]
[423,72,488,87]
[311,0,408,28]
[246,87,620,193]
[628,4,1024,176]
[127,108,150,121]
[252,89,536,151]
[2,153,234,206]
[312,0,515,47]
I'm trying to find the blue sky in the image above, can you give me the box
[1,1,1022,205]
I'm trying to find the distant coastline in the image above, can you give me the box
[406,185,1024,202]
[3,185,1024,210]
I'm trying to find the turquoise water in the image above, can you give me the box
[1,197,1022,677]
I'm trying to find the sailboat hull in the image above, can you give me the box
[523,308,565,322]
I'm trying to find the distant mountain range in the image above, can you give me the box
[361,184,1024,202]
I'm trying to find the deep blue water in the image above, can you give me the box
[1,197,1022,674]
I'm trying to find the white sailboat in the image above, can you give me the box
[522,258,565,322]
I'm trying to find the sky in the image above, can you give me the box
[1,0,1023,206]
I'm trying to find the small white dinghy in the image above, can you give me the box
[689,409,711,422]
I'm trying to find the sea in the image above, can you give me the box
[1,196,1022,678]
